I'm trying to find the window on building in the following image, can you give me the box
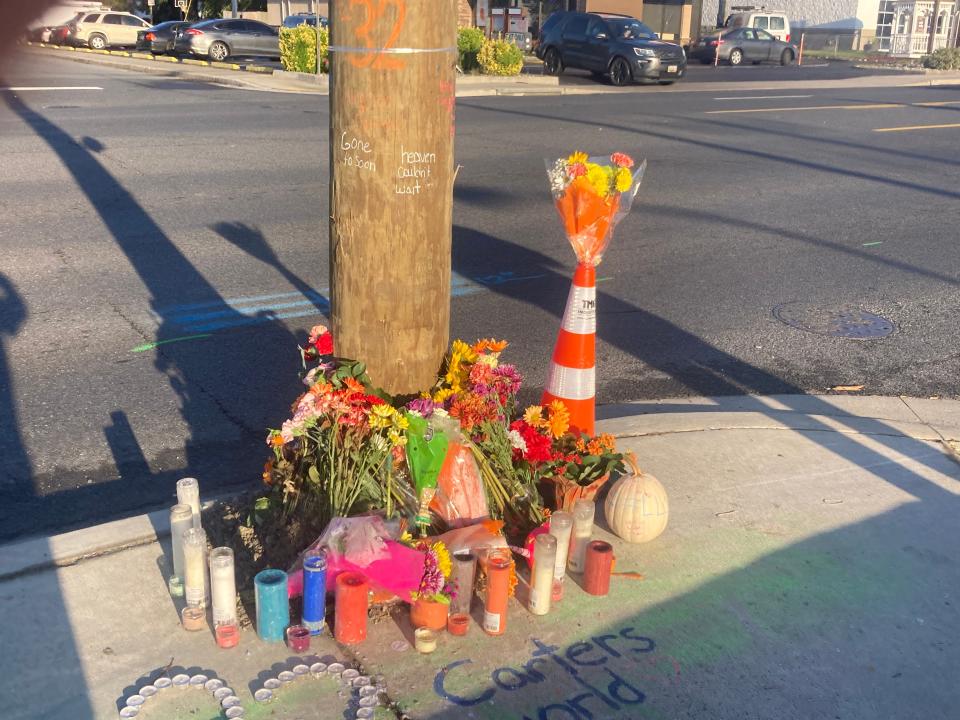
[936,12,946,34]
[896,13,909,34]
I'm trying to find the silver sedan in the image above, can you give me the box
[174,18,279,61]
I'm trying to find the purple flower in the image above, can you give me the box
[406,397,436,417]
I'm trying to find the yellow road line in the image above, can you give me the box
[705,100,960,115]
[873,122,960,133]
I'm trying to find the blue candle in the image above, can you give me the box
[302,553,328,635]
[254,568,289,642]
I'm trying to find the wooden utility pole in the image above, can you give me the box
[329,1,457,395]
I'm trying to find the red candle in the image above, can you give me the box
[483,549,511,636]
[286,624,311,652]
[215,623,239,649]
[583,541,614,596]
[447,612,470,636]
[335,572,368,644]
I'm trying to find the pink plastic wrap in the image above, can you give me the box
[288,539,424,600]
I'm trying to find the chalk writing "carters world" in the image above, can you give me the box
[434,626,664,719]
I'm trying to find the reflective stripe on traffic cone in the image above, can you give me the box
[542,263,596,435]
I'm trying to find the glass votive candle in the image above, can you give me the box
[216,623,239,649]
[254,568,289,642]
[209,547,237,628]
[181,606,207,632]
[568,498,596,573]
[414,627,438,654]
[548,510,573,601]
[449,550,476,617]
[182,527,209,609]
[482,548,512,636]
[447,612,470,636]
[529,533,558,616]
[175,477,201,528]
[287,624,311,653]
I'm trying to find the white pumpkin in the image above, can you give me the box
[604,454,668,544]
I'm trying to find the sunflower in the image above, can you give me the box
[523,405,547,429]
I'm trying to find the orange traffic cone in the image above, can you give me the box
[542,263,596,435]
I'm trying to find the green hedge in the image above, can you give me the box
[477,37,523,76]
[923,47,960,70]
[458,27,485,72]
[279,24,329,74]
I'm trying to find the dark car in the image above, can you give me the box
[136,21,191,54]
[282,13,329,29]
[535,11,686,86]
[173,18,280,61]
[689,27,797,66]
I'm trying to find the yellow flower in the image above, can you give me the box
[432,387,455,403]
[567,151,588,165]
[368,403,396,429]
[547,400,570,438]
[586,163,612,198]
[450,339,478,364]
[615,167,632,193]
[432,541,452,578]
[392,414,410,432]
[523,405,546,429]
[388,430,407,447]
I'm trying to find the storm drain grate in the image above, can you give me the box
[773,302,895,339]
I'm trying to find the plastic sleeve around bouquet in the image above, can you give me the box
[545,156,647,267]
[430,441,490,528]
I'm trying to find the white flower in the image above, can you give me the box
[508,429,527,453]
[432,408,450,418]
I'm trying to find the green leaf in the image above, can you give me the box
[308,465,321,485]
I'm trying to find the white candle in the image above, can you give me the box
[183,528,209,608]
[209,547,237,627]
[176,477,201,529]
[529,533,557,616]
[568,499,595,574]
[169,504,193,582]
[549,511,573,583]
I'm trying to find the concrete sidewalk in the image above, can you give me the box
[1,395,957,719]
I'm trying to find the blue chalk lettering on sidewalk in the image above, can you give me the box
[433,626,660,719]
[151,271,547,334]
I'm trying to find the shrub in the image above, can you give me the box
[922,47,960,70]
[458,26,485,72]
[279,24,330,73]
[477,37,523,76]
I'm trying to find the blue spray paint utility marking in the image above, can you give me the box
[156,271,548,334]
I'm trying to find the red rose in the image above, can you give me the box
[313,333,334,356]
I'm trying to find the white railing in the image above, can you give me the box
[890,33,949,56]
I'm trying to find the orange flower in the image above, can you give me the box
[309,379,333,397]
[523,405,547,429]
[547,400,570,439]
[344,376,364,394]
[507,559,518,598]
[472,338,509,354]
[270,434,285,448]
[575,436,587,452]
[587,439,604,456]
[262,460,274,484]
[481,519,505,536]
[598,433,617,452]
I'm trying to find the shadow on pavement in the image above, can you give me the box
[0,91,306,539]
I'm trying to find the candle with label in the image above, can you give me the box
[182,527,209,608]
[209,547,237,634]
[169,504,192,597]
[449,550,476,617]
[529,533,557,616]
[568,499,596,573]
[548,511,573,601]
[302,553,327,635]
[483,548,512,636]
[176,477,201,529]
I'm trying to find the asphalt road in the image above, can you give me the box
[1,52,959,540]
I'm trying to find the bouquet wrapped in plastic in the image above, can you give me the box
[542,152,646,435]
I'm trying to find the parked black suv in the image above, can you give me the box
[535,11,686,86]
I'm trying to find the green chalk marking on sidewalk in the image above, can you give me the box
[597,276,614,282]
[131,334,212,353]
[862,241,883,247]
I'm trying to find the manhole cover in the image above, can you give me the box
[773,302,895,339]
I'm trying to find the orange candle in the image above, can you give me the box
[335,572,368,644]
[583,541,614,596]
[482,549,511,636]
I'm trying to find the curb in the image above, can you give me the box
[3,395,957,580]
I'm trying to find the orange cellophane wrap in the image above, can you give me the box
[554,177,622,267]
[429,442,490,528]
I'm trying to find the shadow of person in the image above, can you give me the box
[0,273,29,490]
